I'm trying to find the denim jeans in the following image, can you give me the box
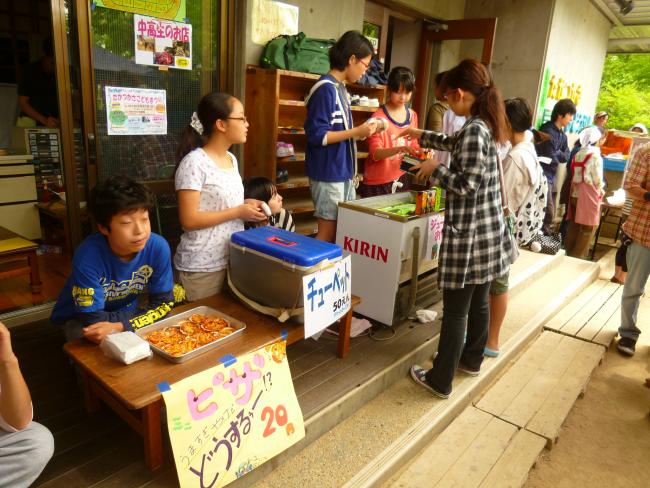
[425,281,491,395]
[619,242,650,340]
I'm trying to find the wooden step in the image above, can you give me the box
[385,406,546,488]
[544,278,622,346]
[476,333,604,447]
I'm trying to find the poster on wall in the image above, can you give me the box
[105,86,167,135]
[94,0,186,22]
[134,14,192,70]
[252,0,299,45]
[161,341,305,488]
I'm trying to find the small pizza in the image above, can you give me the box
[145,313,238,357]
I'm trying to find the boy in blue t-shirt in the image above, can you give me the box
[51,176,174,343]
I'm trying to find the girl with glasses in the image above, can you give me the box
[174,92,267,300]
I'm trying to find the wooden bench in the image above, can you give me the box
[63,292,360,470]
[0,226,41,294]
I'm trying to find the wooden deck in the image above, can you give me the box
[14,314,439,487]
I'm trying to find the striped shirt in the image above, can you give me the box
[622,142,650,249]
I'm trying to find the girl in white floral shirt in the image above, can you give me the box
[174,93,266,300]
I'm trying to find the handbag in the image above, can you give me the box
[497,153,520,263]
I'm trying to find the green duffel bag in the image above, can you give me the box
[260,32,335,75]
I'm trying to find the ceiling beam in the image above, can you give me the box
[590,0,624,27]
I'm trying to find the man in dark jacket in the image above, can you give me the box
[536,98,576,234]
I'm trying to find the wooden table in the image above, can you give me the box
[63,292,360,470]
[0,225,41,294]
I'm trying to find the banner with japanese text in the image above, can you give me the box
[302,256,351,338]
[161,341,305,487]
[134,14,192,70]
[105,86,167,135]
[251,0,299,45]
[95,0,186,22]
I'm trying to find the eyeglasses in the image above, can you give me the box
[357,57,370,69]
[228,116,248,123]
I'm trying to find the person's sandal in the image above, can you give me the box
[610,277,624,285]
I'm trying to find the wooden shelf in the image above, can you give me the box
[279,99,305,107]
[245,66,385,215]
[277,151,368,163]
[278,127,305,134]
[276,175,309,190]
[278,152,305,163]
[279,99,378,113]
[284,197,315,216]
[351,105,379,112]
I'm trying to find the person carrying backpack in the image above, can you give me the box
[485,97,547,357]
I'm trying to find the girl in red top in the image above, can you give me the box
[358,67,422,198]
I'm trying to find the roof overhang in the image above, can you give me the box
[590,0,650,52]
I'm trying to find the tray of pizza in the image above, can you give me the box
[135,305,246,363]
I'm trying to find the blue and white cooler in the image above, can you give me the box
[228,227,342,322]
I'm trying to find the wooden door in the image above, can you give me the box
[414,18,498,119]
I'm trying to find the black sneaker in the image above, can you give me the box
[617,337,636,356]
[458,362,480,376]
[410,365,449,399]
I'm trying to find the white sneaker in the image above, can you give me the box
[368,98,380,107]
[359,96,369,107]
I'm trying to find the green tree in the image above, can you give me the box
[596,54,650,131]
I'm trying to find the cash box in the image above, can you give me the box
[229,227,342,320]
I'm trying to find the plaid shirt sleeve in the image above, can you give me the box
[430,123,485,196]
[419,129,458,153]
[622,143,650,247]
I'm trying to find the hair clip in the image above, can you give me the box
[190,112,204,135]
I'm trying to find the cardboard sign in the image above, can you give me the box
[134,14,192,70]
[161,341,305,487]
[105,86,167,135]
[427,213,444,261]
[302,256,351,337]
[95,0,186,21]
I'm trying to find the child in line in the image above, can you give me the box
[174,92,267,301]
[565,126,607,259]
[359,66,421,198]
[51,177,175,342]
[243,177,295,232]
[304,30,379,242]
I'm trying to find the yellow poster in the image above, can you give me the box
[252,0,299,45]
[161,341,305,487]
[95,0,186,22]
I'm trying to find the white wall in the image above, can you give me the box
[388,18,422,73]
[393,0,465,19]
[464,0,554,111]
[544,0,611,116]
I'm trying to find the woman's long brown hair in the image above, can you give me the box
[444,59,508,144]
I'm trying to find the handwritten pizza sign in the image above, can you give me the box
[161,341,304,487]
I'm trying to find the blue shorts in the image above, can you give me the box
[309,179,356,220]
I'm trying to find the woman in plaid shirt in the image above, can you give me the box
[403,60,513,398]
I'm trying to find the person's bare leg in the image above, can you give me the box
[486,292,508,351]
[315,218,337,243]
[611,265,627,284]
